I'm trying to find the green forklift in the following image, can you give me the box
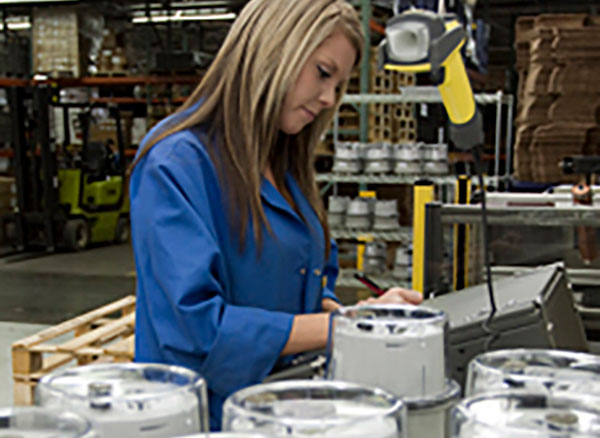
[2,85,130,254]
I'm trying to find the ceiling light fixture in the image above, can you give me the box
[0,22,31,31]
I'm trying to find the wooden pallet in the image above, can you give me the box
[12,295,136,406]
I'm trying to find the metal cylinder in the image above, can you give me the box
[452,391,600,437]
[0,406,91,438]
[37,363,209,437]
[223,380,406,437]
[327,304,448,399]
[466,349,600,397]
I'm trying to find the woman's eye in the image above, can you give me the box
[317,65,331,79]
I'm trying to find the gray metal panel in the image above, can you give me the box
[425,264,588,386]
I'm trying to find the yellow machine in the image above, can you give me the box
[378,8,483,150]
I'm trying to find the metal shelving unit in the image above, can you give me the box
[336,87,515,186]
[317,173,456,185]
[331,227,412,243]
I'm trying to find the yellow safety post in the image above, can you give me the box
[412,182,435,293]
[356,190,376,272]
[453,176,471,290]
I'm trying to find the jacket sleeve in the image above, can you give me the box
[321,238,341,303]
[131,138,294,397]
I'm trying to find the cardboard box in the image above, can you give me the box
[32,7,87,77]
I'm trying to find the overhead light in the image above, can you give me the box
[0,22,31,31]
[132,12,236,23]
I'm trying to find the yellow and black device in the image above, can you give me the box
[378,9,483,150]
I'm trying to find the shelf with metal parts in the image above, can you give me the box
[333,88,514,188]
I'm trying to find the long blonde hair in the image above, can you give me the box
[130,0,363,254]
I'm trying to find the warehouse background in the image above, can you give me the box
[0,0,599,407]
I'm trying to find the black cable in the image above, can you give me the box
[472,146,500,350]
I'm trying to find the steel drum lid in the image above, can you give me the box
[453,391,600,438]
[223,380,405,438]
[0,406,92,438]
[467,349,600,397]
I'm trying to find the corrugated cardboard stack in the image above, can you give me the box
[32,6,87,77]
[514,14,600,183]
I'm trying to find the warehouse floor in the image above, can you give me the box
[0,244,136,405]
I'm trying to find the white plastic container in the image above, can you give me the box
[327,304,448,399]
[36,363,209,438]
[222,380,406,437]
[466,349,600,397]
[0,406,91,437]
[452,391,600,437]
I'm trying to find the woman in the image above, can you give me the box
[129,0,422,430]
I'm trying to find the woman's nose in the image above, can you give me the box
[319,84,336,109]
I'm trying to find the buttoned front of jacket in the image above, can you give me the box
[130,125,339,430]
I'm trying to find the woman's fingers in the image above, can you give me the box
[355,288,422,306]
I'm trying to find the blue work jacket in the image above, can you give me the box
[129,121,340,430]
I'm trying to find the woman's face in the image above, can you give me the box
[279,29,357,135]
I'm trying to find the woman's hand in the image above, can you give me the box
[357,287,423,306]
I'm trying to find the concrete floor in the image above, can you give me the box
[0,243,136,405]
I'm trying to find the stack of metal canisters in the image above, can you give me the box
[327,196,349,229]
[364,142,393,174]
[345,197,373,229]
[422,143,449,175]
[363,241,387,275]
[373,200,400,230]
[332,142,362,174]
[393,143,422,175]
[393,244,412,282]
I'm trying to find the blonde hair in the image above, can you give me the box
[130,0,363,254]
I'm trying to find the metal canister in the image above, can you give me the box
[466,349,600,397]
[36,363,209,437]
[223,380,406,437]
[0,406,91,438]
[327,305,448,399]
[452,391,600,437]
